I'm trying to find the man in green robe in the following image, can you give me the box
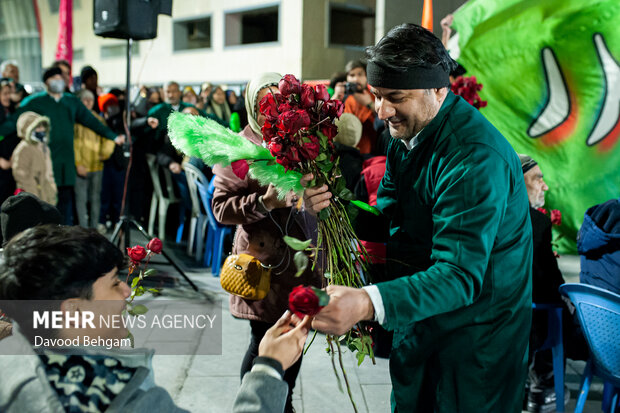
[305,24,532,412]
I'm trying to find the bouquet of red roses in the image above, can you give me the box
[451,75,487,109]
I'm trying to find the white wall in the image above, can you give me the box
[39,0,304,87]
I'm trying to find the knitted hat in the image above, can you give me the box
[0,192,62,246]
[518,154,538,174]
[98,93,119,113]
[42,67,62,83]
[334,113,363,148]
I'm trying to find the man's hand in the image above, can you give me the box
[147,117,159,129]
[258,311,312,371]
[76,165,88,177]
[0,157,11,170]
[114,135,125,145]
[262,184,293,211]
[169,162,182,174]
[301,173,332,216]
[311,286,374,335]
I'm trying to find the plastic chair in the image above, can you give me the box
[183,163,208,261]
[146,154,180,241]
[195,178,231,276]
[559,283,620,413]
[531,302,565,412]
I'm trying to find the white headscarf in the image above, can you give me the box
[245,72,282,135]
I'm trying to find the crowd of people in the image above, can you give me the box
[0,20,618,413]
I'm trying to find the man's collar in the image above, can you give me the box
[403,130,423,151]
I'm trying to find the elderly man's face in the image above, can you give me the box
[371,86,446,140]
[2,64,19,83]
[524,165,549,208]
[165,83,181,106]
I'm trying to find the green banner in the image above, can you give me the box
[452,0,620,253]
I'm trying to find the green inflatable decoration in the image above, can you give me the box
[452,0,620,253]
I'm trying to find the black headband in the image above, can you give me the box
[519,155,538,174]
[367,61,450,90]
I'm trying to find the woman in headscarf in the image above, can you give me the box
[204,86,232,124]
[211,73,321,413]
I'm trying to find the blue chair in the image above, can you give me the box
[559,283,620,413]
[532,302,565,412]
[183,163,208,261]
[195,178,231,276]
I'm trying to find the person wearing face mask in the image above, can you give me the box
[0,67,125,225]
[10,111,57,205]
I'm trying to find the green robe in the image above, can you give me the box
[375,91,532,412]
[0,92,117,187]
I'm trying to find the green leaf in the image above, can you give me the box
[318,161,334,173]
[131,304,148,315]
[147,288,160,294]
[311,287,330,307]
[127,331,135,348]
[334,176,346,194]
[318,208,331,220]
[324,272,331,279]
[317,131,328,148]
[131,277,140,288]
[315,153,327,162]
[293,251,309,277]
[338,187,354,201]
[143,269,157,277]
[357,351,366,366]
[283,236,312,251]
[350,200,381,216]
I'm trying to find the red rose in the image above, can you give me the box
[231,160,250,180]
[278,74,301,97]
[277,110,311,135]
[551,209,562,226]
[268,140,284,157]
[300,84,316,108]
[537,208,547,215]
[146,238,163,254]
[299,135,320,160]
[323,99,344,118]
[127,245,147,264]
[320,123,338,140]
[278,102,297,113]
[262,121,277,142]
[288,285,321,318]
[259,93,280,122]
[314,84,330,102]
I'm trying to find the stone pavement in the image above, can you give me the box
[139,240,604,413]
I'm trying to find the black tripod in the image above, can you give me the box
[110,38,198,292]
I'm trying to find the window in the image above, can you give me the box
[48,0,80,13]
[174,16,211,51]
[73,48,84,61]
[225,5,279,46]
[329,4,375,47]
[100,42,140,59]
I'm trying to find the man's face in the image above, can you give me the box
[0,85,10,108]
[84,74,98,91]
[166,84,181,106]
[524,165,549,208]
[371,86,446,140]
[347,67,367,89]
[333,82,345,101]
[67,267,131,341]
[2,64,19,83]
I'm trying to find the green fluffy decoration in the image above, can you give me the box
[167,112,303,197]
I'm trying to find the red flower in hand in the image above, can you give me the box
[323,99,344,118]
[146,238,163,254]
[320,123,338,140]
[278,74,301,97]
[231,160,250,180]
[314,84,330,102]
[289,286,321,318]
[300,84,316,108]
[259,93,280,122]
[551,209,562,226]
[127,245,147,264]
[299,135,320,161]
[277,110,311,136]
